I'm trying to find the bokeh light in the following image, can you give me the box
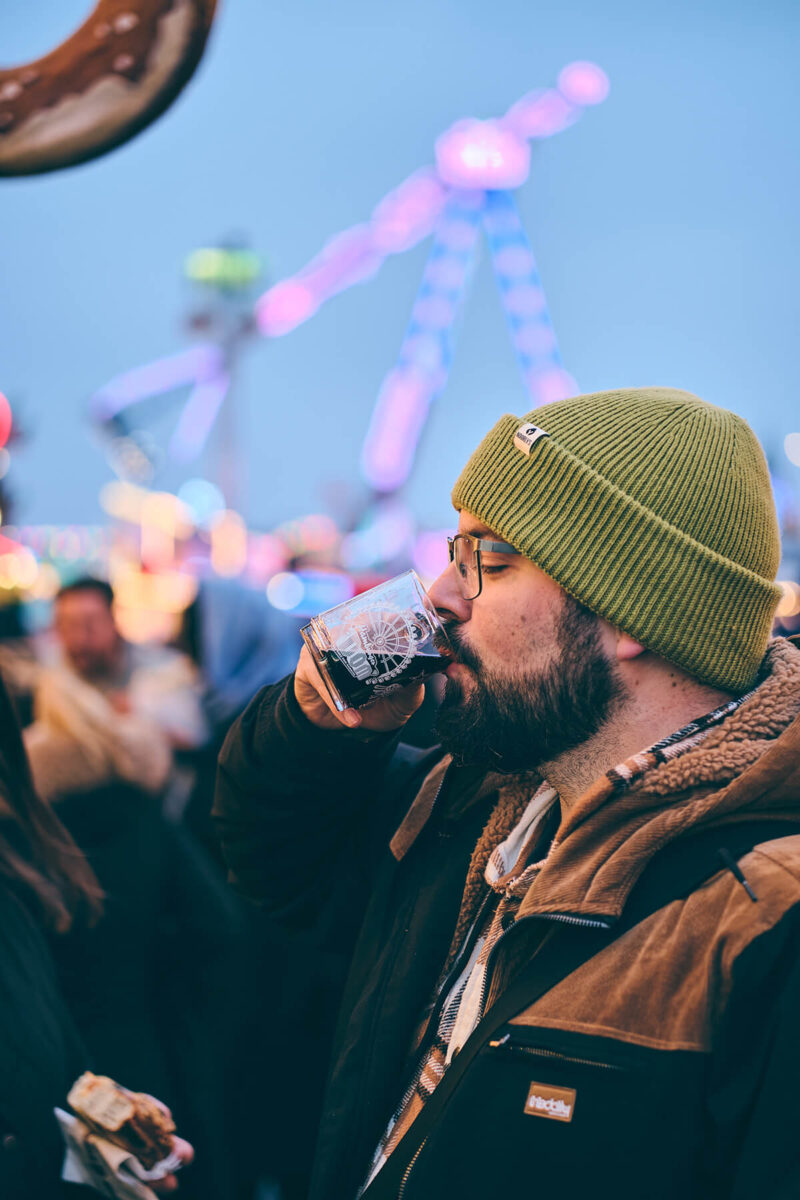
[30,562,61,602]
[267,571,305,611]
[503,88,576,139]
[436,119,530,190]
[412,531,451,583]
[371,170,446,254]
[111,564,198,644]
[776,581,800,619]
[177,478,226,527]
[0,392,12,449]
[184,247,262,288]
[0,549,37,590]
[257,280,319,337]
[784,432,800,468]
[210,509,248,577]
[557,61,611,106]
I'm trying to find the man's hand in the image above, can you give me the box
[294,645,424,733]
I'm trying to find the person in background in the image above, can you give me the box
[175,579,303,858]
[52,577,208,750]
[0,595,38,727]
[23,578,207,811]
[21,585,250,1199]
[182,579,303,737]
[45,776,247,1200]
[0,669,192,1198]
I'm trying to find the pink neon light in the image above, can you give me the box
[515,324,557,356]
[425,257,469,290]
[253,68,608,340]
[401,333,444,372]
[503,89,577,139]
[412,294,457,329]
[557,61,610,107]
[0,392,12,449]
[371,170,447,254]
[169,372,231,462]
[493,245,536,278]
[361,369,432,492]
[92,345,223,419]
[412,530,450,580]
[504,284,546,318]
[435,118,530,190]
[304,226,382,296]
[256,280,319,337]
[437,217,482,252]
[527,366,578,405]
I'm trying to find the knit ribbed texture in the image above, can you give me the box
[451,387,782,693]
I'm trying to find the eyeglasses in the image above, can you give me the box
[447,533,521,600]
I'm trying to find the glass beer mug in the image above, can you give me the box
[300,570,451,711]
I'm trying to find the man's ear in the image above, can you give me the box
[616,631,647,661]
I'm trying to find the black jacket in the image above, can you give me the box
[215,667,800,1200]
[0,882,89,1199]
[50,784,248,1200]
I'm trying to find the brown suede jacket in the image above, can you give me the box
[215,636,800,1200]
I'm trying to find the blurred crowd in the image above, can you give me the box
[0,577,307,1200]
[0,575,442,1200]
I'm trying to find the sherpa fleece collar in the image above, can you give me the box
[518,637,800,921]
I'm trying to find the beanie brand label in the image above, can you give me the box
[524,1081,577,1122]
[513,423,549,456]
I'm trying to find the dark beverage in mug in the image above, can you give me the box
[301,572,450,711]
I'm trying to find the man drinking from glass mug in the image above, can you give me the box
[214,387,800,1200]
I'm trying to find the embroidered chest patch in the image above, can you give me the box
[524,1080,577,1122]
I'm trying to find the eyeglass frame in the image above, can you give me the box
[446,533,522,600]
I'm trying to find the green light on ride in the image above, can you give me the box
[184,248,262,288]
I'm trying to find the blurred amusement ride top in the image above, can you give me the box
[1,49,619,635]
[90,60,611,504]
[3,39,798,637]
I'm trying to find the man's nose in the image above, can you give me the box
[427,560,471,623]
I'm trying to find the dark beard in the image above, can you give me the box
[434,595,625,772]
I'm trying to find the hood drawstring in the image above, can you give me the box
[718,847,758,902]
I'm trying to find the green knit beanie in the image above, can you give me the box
[451,387,782,693]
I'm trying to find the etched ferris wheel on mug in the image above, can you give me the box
[301,570,451,711]
[355,608,429,684]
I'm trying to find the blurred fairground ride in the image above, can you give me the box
[91,61,612,502]
[2,61,800,639]
[1,393,799,641]
[72,64,611,636]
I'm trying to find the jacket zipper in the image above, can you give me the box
[391,909,614,1198]
[538,912,612,929]
[410,906,614,1089]
[397,1139,427,1200]
[471,909,612,1035]
[398,770,502,1057]
[353,765,454,1199]
[488,1032,623,1071]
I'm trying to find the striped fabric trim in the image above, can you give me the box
[604,687,756,793]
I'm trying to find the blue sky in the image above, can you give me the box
[1,0,798,537]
